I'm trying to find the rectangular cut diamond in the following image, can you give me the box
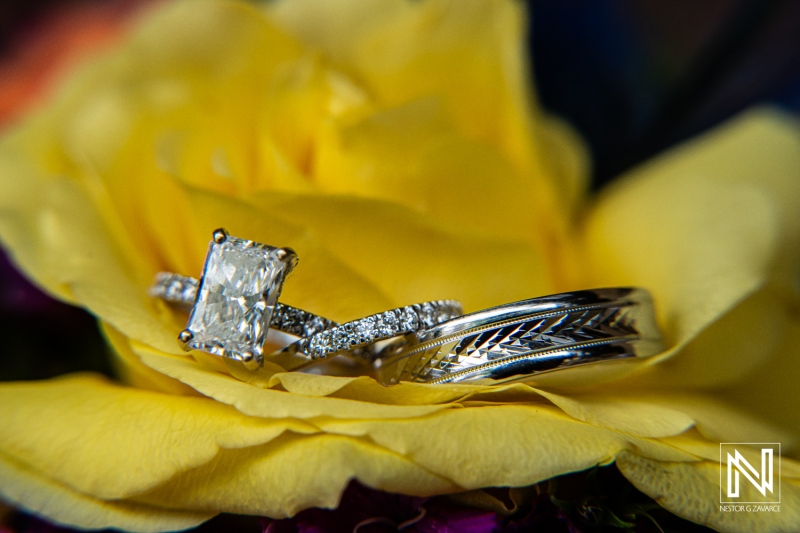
[186,236,289,361]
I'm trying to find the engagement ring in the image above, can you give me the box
[150,228,336,369]
[150,228,464,373]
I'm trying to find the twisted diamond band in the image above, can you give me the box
[279,300,463,360]
[375,288,662,385]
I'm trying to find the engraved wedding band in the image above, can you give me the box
[375,288,662,385]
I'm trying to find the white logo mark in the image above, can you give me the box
[727,448,773,498]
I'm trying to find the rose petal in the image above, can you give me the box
[533,389,695,438]
[0,455,211,533]
[133,344,453,420]
[316,404,698,489]
[632,289,789,388]
[716,316,800,454]
[268,0,576,279]
[581,110,800,380]
[241,192,550,312]
[0,157,176,354]
[0,374,315,499]
[268,0,536,168]
[132,435,457,517]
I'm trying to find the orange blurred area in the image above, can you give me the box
[0,0,162,129]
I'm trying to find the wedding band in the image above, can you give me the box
[149,228,336,369]
[277,300,463,361]
[375,288,662,385]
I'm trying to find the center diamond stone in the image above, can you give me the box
[185,231,296,366]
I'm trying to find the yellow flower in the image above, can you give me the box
[0,1,799,532]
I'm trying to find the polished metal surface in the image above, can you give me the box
[375,288,663,385]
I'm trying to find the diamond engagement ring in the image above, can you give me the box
[375,288,663,385]
[149,228,336,369]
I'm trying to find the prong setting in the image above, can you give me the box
[212,228,228,244]
[240,350,254,362]
[275,247,294,261]
[227,349,261,370]
[275,248,299,272]
[178,329,194,351]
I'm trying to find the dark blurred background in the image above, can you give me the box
[0,0,799,382]
[531,0,800,187]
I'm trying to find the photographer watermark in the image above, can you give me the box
[719,443,781,513]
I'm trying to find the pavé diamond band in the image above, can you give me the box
[149,228,338,369]
[278,300,463,361]
[375,288,663,385]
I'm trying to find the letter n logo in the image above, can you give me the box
[720,443,780,504]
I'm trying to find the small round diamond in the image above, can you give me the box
[420,303,436,328]
[436,302,451,324]
[180,280,197,302]
[281,307,303,332]
[316,331,332,357]
[356,317,377,342]
[303,316,328,337]
[307,337,322,359]
[165,280,183,300]
[378,310,399,337]
[399,306,419,332]
[332,329,350,351]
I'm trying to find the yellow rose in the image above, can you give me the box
[1,1,799,532]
